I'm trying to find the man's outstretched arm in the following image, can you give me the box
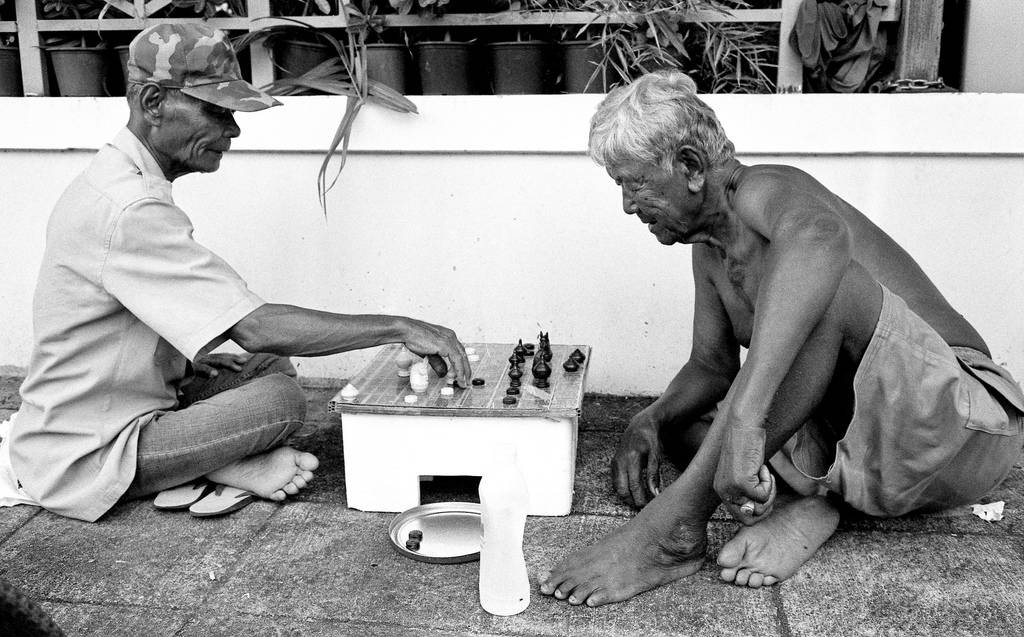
[219,303,472,387]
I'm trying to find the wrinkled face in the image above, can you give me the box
[151,91,240,178]
[608,159,699,246]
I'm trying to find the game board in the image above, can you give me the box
[329,341,591,516]
[328,342,590,418]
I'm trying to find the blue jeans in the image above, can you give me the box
[122,353,307,500]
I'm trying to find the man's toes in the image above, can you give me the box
[735,568,751,587]
[538,572,555,595]
[296,452,319,472]
[719,566,739,583]
[292,475,308,490]
[554,577,580,600]
[298,470,314,483]
[747,572,765,588]
[283,482,300,496]
[567,581,599,606]
[585,589,612,607]
[716,539,745,568]
[269,489,287,502]
[763,575,779,586]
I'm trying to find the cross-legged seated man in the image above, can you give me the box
[5,24,470,522]
[539,70,1024,606]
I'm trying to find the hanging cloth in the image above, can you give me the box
[790,0,891,92]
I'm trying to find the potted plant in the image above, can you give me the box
[0,34,20,97]
[560,34,610,93]
[388,0,475,94]
[38,0,120,96]
[560,0,777,94]
[266,0,340,81]
[234,2,418,215]
[356,0,410,93]
[487,28,551,94]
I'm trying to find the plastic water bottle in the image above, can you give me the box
[478,445,530,616]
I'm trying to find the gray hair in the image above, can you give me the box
[588,70,735,170]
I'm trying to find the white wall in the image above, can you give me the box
[1,94,1023,395]
[962,0,1024,93]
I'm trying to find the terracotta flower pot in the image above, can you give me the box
[366,43,408,93]
[414,41,471,95]
[0,46,22,96]
[47,46,111,97]
[561,41,609,94]
[488,41,548,94]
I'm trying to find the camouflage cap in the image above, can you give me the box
[127,23,280,112]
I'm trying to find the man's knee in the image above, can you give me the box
[259,372,308,424]
[248,353,298,378]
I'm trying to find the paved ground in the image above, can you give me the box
[1,375,1023,636]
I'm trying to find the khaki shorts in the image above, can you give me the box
[771,285,1024,517]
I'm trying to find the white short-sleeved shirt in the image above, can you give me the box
[11,128,264,521]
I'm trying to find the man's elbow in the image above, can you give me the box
[228,312,283,354]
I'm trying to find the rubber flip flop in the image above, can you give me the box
[188,484,256,518]
[153,480,214,511]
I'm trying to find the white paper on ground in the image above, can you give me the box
[970,500,1005,522]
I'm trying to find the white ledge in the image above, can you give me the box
[1,93,1022,156]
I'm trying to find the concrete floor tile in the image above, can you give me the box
[580,394,654,433]
[201,504,780,637]
[0,504,39,541]
[572,431,730,523]
[44,602,191,636]
[520,516,780,637]
[779,531,1024,637]
[181,613,511,637]
[0,498,277,608]
[287,420,349,507]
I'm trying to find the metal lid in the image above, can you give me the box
[388,502,482,564]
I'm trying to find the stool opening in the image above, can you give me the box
[419,475,482,505]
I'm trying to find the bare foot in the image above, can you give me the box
[206,446,319,502]
[717,495,838,588]
[539,513,707,608]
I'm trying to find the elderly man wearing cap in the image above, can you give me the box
[6,24,471,522]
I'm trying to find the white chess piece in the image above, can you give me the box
[409,360,430,393]
[339,382,359,401]
[395,346,416,377]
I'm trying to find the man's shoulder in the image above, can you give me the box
[735,164,811,198]
[85,144,169,209]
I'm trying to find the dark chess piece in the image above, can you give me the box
[514,339,528,360]
[508,363,523,387]
[509,353,520,368]
[562,358,579,372]
[570,348,586,363]
[523,343,535,356]
[538,331,550,353]
[533,356,552,389]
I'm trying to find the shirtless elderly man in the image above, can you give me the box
[8,24,469,522]
[540,70,1024,606]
